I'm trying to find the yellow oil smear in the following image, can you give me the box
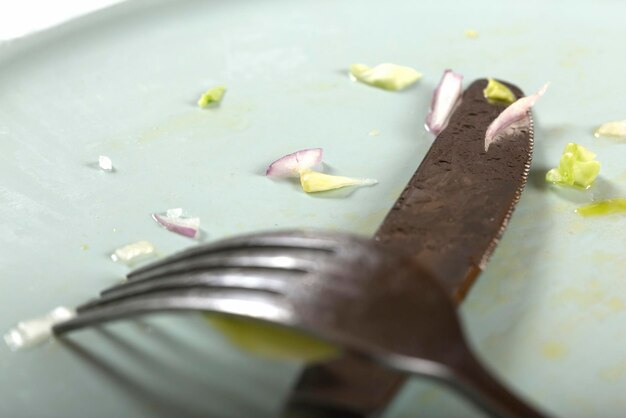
[138,105,252,144]
[607,297,626,312]
[553,287,605,307]
[591,250,619,264]
[559,47,590,68]
[567,219,587,234]
[464,29,479,38]
[552,280,626,322]
[138,112,207,144]
[309,81,338,92]
[600,357,626,382]
[540,341,567,360]
[206,315,339,362]
[343,208,388,235]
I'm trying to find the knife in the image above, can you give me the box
[283,78,534,417]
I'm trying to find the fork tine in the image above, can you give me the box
[80,270,298,312]
[125,251,321,284]
[127,231,338,281]
[54,289,292,336]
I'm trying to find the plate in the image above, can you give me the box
[1,1,626,417]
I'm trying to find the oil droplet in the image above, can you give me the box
[464,29,478,39]
[541,341,567,359]
[80,244,89,251]
[369,129,380,137]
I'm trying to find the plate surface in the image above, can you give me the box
[1,0,626,417]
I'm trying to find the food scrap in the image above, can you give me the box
[485,82,549,151]
[152,208,200,239]
[110,240,156,265]
[207,315,339,361]
[265,148,323,177]
[483,78,516,105]
[300,169,377,193]
[425,69,463,135]
[98,155,113,171]
[350,63,422,91]
[266,149,377,193]
[545,143,600,189]
[197,86,226,108]
[576,198,626,217]
[594,120,626,139]
[4,307,75,351]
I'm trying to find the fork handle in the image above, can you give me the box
[445,349,550,418]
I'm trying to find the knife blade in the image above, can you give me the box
[283,78,534,417]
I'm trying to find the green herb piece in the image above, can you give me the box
[577,198,626,217]
[197,86,226,108]
[483,78,517,104]
[545,143,600,189]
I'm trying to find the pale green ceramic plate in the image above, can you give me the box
[2,0,626,417]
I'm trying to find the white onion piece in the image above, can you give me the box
[350,63,422,91]
[425,69,463,135]
[485,83,549,151]
[152,212,200,239]
[111,240,156,264]
[98,155,113,171]
[4,307,75,351]
[166,208,184,218]
[265,148,323,177]
[594,120,626,139]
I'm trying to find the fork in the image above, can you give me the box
[53,230,549,418]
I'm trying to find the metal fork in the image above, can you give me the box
[53,230,549,418]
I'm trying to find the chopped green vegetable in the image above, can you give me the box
[483,78,516,104]
[350,63,422,91]
[300,169,377,193]
[594,120,626,139]
[206,315,339,361]
[546,143,600,189]
[576,199,626,217]
[197,86,226,108]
